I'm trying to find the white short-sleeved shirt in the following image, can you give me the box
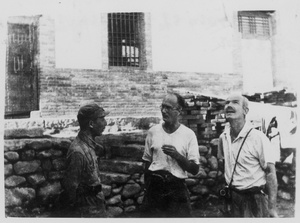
[142,123,200,179]
[218,123,276,190]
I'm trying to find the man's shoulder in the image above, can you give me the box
[68,137,86,155]
[148,123,162,132]
[178,124,197,137]
[249,128,268,139]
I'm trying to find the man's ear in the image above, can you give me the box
[177,107,182,115]
[243,106,249,115]
[89,120,94,128]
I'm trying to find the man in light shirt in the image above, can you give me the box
[218,94,278,217]
[141,92,200,217]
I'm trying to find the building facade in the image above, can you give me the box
[1,0,299,118]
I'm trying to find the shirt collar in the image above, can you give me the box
[224,122,252,139]
[78,131,96,150]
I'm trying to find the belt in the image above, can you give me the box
[230,185,266,195]
[150,170,184,183]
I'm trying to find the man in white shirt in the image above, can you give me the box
[218,94,278,217]
[141,92,200,217]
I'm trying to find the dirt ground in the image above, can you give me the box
[6,197,294,218]
[119,197,295,218]
[190,197,295,218]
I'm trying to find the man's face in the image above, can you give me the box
[161,94,181,124]
[224,95,247,121]
[90,111,107,137]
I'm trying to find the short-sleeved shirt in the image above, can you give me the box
[218,123,276,190]
[142,123,200,179]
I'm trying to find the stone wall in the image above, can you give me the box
[4,93,296,217]
[4,131,223,217]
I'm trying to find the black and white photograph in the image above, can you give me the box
[0,0,299,220]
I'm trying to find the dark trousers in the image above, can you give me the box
[231,188,269,217]
[141,170,191,217]
[56,187,107,217]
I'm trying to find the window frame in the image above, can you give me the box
[238,11,275,40]
[107,12,145,70]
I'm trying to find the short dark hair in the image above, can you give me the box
[77,103,108,130]
[172,92,185,109]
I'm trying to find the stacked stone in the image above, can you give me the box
[98,159,145,217]
[4,138,72,217]
[177,93,228,206]
[180,93,226,143]
[275,161,296,202]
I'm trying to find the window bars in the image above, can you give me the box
[108,13,142,67]
[8,23,34,74]
[238,11,272,39]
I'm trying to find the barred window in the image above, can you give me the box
[238,11,273,39]
[108,13,143,67]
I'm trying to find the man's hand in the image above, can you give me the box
[161,144,180,159]
[269,208,279,218]
[162,144,199,175]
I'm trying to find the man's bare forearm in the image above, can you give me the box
[175,154,199,175]
[266,163,278,217]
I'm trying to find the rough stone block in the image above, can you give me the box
[208,171,218,178]
[5,189,22,207]
[37,149,62,159]
[107,195,122,205]
[112,186,123,194]
[278,190,292,200]
[26,139,53,150]
[200,156,208,166]
[205,178,216,186]
[42,159,53,171]
[4,140,27,152]
[198,145,208,154]
[4,152,19,162]
[107,206,123,217]
[27,174,46,185]
[137,195,144,204]
[5,188,36,207]
[207,156,218,170]
[121,183,141,198]
[53,138,72,150]
[37,181,61,202]
[185,178,199,186]
[52,158,66,171]
[5,175,26,187]
[124,205,136,213]
[99,160,144,174]
[14,160,41,175]
[5,164,13,176]
[190,185,209,195]
[21,150,36,161]
[100,172,131,184]
[102,184,112,197]
[4,128,44,139]
[48,171,65,180]
[124,198,134,206]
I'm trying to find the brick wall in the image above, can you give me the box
[37,15,243,118]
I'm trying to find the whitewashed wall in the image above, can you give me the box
[1,0,299,89]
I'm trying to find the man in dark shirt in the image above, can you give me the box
[61,103,109,217]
